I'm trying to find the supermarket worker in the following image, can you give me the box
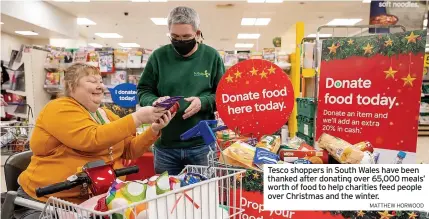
[137,6,225,175]
[15,63,174,219]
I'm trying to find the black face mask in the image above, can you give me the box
[171,38,197,56]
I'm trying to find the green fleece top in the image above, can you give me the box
[137,43,225,149]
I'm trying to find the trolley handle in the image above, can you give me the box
[114,166,139,177]
[36,180,82,197]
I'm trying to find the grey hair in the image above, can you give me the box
[167,6,200,31]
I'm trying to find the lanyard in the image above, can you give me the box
[88,109,114,163]
[89,110,106,125]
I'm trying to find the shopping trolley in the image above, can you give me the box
[3,121,245,219]
[0,123,33,155]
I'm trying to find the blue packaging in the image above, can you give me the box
[253,147,279,165]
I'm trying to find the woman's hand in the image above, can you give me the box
[132,106,166,126]
[151,111,175,134]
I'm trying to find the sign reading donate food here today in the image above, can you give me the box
[109,83,138,108]
[216,59,294,138]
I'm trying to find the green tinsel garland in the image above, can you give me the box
[321,29,427,61]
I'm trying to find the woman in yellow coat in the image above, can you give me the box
[15,63,173,219]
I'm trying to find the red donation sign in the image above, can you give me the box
[216,59,294,138]
[316,30,426,155]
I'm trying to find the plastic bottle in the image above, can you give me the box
[281,125,289,145]
[392,151,406,164]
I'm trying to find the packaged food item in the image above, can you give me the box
[220,141,258,170]
[179,173,207,187]
[360,151,376,164]
[253,147,280,165]
[216,129,257,149]
[373,152,380,164]
[256,135,281,153]
[279,149,329,164]
[317,133,364,164]
[298,143,314,151]
[287,136,305,149]
[294,159,312,164]
[353,141,374,153]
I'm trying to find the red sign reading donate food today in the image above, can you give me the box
[316,30,425,153]
[216,59,294,138]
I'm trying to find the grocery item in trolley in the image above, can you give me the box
[317,133,375,164]
[253,147,279,165]
[256,135,281,153]
[105,172,175,218]
[279,149,329,164]
[220,140,259,170]
[353,141,374,153]
[105,171,227,219]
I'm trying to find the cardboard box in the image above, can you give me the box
[279,149,329,164]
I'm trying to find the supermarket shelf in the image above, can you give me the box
[44,84,63,89]
[418,131,429,136]
[0,120,19,126]
[6,89,27,96]
[418,124,429,136]
[9,112,27,118]
[102,99,113,103]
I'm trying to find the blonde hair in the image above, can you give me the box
[63,63,101,96]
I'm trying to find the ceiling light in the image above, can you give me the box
[88,43,103,48]
[241,18,257,26]
[151,18,168,25]
[255,18,271,25]
[15,31,38,36]
[131,0,167,1]
[307,34,332,38]
[247,0,283,2]
[118,43,141,48]
[77,18,96,25]
[266,0,283,2]
[53,0,90,2]
[362,0,371,3]
[235,43,254,48]
[95,33,123,38]
[327,19,362,26]
[237,33,261,39]
[241,18,271,26]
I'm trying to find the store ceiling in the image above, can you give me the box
[1,1,425,51]
[0,14,65,39]
[45,0,374,51]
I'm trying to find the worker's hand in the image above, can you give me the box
[183,97,201,120]
[151,111,175,134]
[132,106,166,125]
[152,96,170,107]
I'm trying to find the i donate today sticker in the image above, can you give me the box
[109,83,138,108]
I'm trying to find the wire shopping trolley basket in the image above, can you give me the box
[0,123,34,155]
[34,165,245,219]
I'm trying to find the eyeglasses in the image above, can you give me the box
[168,34,196,42]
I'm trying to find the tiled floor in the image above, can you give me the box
[1,137,428,192]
